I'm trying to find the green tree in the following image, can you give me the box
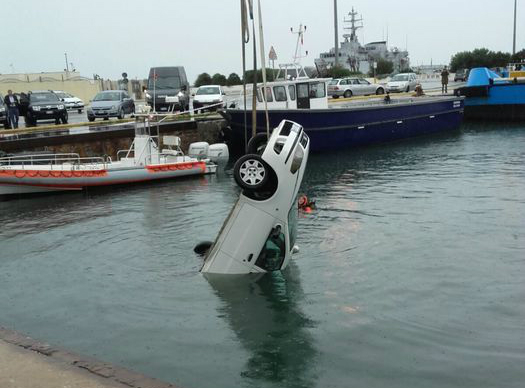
[211,73,228,86]
[227,73,242,86]
[194,73,212,87]
[243,68,277,83]
[370,59,394,76]
[450,48,512,72]
[511,48,525,62]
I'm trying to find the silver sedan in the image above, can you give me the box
[328,78,386,98]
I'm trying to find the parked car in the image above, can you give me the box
[145,66,190,112]
[200,119,310,274]
[386,73,418,93]
[52,90,84,113]
[328,77,385,98]
[87,90,135,121]
[193,85,225,112]
[454,69,469,82]
[0,94,9,129]
[21,91,68,126]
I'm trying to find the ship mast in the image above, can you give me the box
[343,7,363,42]
[334,0,339,66]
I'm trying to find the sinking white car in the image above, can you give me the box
[199,120,310,274]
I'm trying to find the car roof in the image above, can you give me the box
[197,85,221,88]
[98,90,125,93]
[30,90,54,93]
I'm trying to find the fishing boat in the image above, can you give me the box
[223,77,464,153]
[0,117,226,196]
[454,65,525,121]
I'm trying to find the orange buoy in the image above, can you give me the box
[27,170,38,178]
[50,170,62,178]
[15,170,26,178]
[62,170,73,178]
[38,170,50,178]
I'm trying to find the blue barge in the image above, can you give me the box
[455,67,525,121]
[224,78,464,153]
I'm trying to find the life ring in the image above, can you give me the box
[27,170,38,178]
[73,170,83,177]
[62,170,73,178]
[169,164,177,171]
[15,170,26,178]
[50,170,62,178]
[38,170,50,177]
[85,171,94,177]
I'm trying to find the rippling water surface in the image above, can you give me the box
[1,122,524,388]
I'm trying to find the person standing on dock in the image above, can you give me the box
[441,66,450,94]
[3,90,20,129]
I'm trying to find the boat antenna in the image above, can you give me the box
[240,0,250,152]
[257,0,270,139]
[513,0,517,55]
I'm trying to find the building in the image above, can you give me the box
[315,7,410,75]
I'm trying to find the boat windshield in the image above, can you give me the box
[196,87,220,95]
[93,92,121,101]
[391,74,409,81]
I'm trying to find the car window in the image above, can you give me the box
[359,79,370,85]
[31,93,59,102]
[339,79,347,85]
[93,92,121,101]
[196,86,220,95]
[273,86,287,101]
[288,85,296,101]
[255,226,286,271]
[352,79,360,85]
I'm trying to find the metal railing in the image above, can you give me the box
[0,153,108,169]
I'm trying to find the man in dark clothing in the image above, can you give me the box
[441,66,450,94]
[3,90,20,129]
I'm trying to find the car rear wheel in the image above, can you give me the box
[78,109,82,114]
[233,154,269,191]
[88,116,95,122]
[247,133,268,155]
[332,95,339,99]
[343,90,352,98]
[61,112,68,124]
[118,109,125,119]
[376,87,385,95]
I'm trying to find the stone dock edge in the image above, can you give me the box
[0,326,183,388]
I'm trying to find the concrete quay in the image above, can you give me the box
[0,327,180,388]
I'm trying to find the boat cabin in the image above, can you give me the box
[252,79,330,110]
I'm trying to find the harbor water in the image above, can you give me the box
[0,122,524,388]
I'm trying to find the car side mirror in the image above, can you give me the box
[61,98,65,102]
[191,93,195,97]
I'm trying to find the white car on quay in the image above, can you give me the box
[386,73,418,93]
[192,85,225,113]
[52,91,85,113]
[199,119,310,275]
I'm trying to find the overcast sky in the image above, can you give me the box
[2,0,523,82]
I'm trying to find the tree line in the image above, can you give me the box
[194,69,285,87]
[450,48,525,72]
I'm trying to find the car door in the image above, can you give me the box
[122,92,131,112]
[359,79,374,94]
[350,79,363,95]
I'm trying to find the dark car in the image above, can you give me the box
[0,94,9,129]
[145,67,190,112]
[20,91,68,126]
[454,69,469,82]
[87,90,135,121]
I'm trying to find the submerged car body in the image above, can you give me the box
[200,119,310,274]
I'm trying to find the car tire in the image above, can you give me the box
[61,112,68,124]
[343,90,352,98]
[103,117,109,121]
[25,114,35,127]
[78,109,82,114]
[118,109,125,120]
[376,88,385,95]
[233,154,270,191]
[247,133,268,155]
[88,116,95,122]
[406,86,410,92]
[332,95,339,99]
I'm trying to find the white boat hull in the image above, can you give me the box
[0,161,215,196]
